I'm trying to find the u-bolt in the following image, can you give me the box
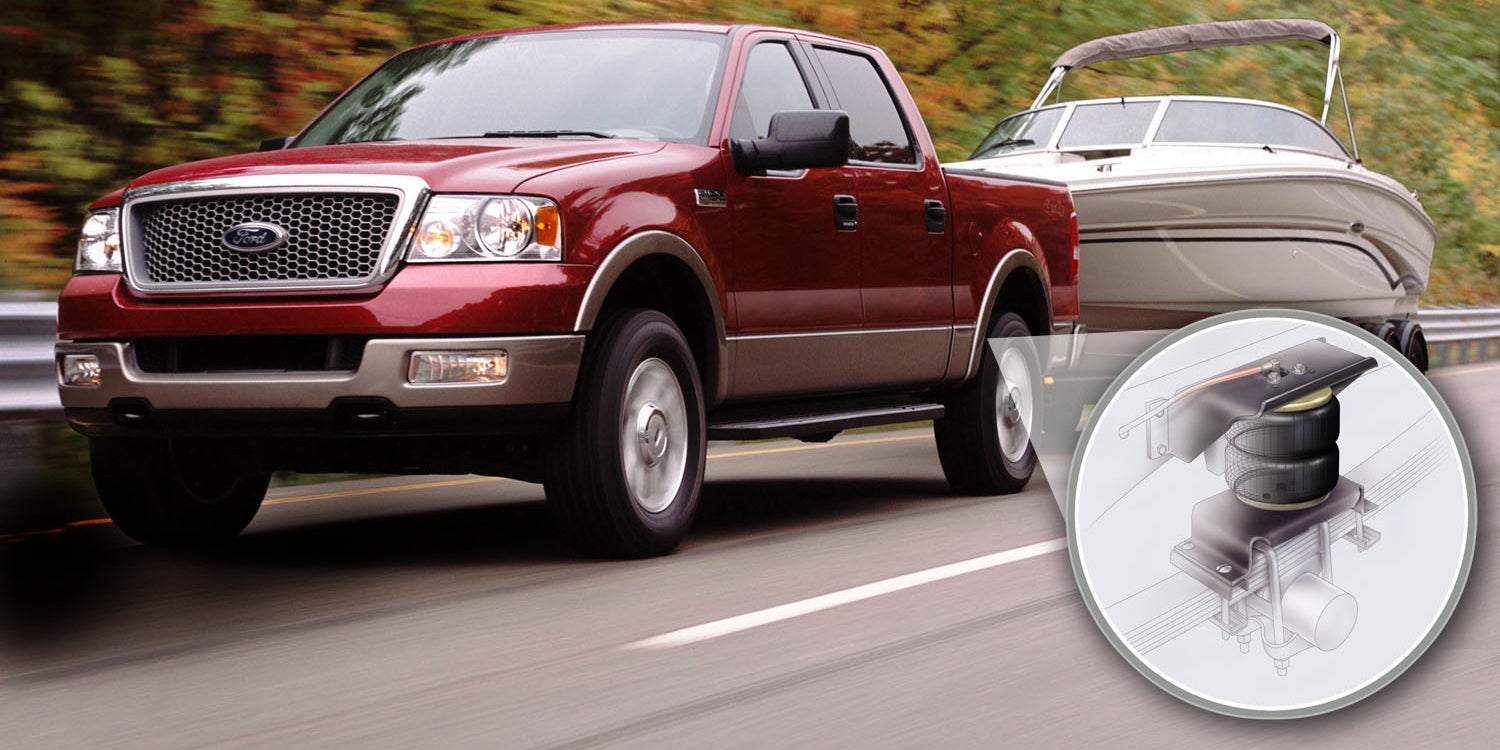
[1250,537,1286,646]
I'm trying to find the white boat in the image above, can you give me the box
[948,19,1435,365]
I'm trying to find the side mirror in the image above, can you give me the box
[732,110,850,175]
[259,136,293,152]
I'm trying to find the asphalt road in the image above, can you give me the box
[2,361,1496,748]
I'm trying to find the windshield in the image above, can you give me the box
[1057,101,1158,149]
[1155,100,1348,157]
[969,107,1064,159]
[295,30,728,147]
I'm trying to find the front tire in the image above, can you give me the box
[545,309,706,558]
[90,438,270,546]
[933,311,1038,495]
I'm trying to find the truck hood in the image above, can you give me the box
[128,138,668,195]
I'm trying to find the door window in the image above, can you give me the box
[731,42,815,141]
[812,47,916,165]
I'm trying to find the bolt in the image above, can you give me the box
[1180,542,1194,550]
[1238,634,1251,654]
[1292,362,1307,375]
[1275,658,1289,677]
[1155,444,1167,457]
[1261,358,1283,384]
[1216,564,1232,575]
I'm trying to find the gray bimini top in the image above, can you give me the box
[1029,18,1349,151]
[1050,18,1335,71]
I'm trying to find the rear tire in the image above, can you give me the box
[90,438,269,547]
[934,312,1038,495]
[545,308,706,558]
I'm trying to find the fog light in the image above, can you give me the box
[62,354,102,387]
[407,350,508,385]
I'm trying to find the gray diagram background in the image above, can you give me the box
[1070,315,1472,714]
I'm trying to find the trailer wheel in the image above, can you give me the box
[90,438,269,547]
[1397,320,1428,373]
[545,308,706,558]
[934,312,1037,495]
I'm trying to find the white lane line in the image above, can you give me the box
[624,537,1069,650]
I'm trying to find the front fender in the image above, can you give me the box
[574,230,730,405]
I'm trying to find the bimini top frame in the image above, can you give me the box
[1030,18,1358,160]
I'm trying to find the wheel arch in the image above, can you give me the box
[575,230,729,407]
[962,248,1052,381]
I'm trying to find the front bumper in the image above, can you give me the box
[56,334,584,414]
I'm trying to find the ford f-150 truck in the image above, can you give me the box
[57,21,1079,557]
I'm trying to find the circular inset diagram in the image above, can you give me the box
[1067,310,1475,718]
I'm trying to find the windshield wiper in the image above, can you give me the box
[972,137,1035,159]
[480,130,617,139]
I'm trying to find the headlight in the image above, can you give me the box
[75,209,122,273]
[409,195,562,262]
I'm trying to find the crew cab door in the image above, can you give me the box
[724,36,863,397]
[804,42,952,387]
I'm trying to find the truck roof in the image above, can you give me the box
[416,20,871,52]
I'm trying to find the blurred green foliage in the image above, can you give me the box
[1,0,1496,300]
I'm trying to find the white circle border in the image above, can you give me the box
[1064,309,1478,719]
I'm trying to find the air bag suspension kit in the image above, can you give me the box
[1121,339,1379,675]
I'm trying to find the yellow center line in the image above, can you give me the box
[263,476,499,505]
[0,527,67,543]
[708,433,929,460]
[1430,361,1500,378]
[0,431,934,541]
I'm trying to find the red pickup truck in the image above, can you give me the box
[57,21,1079,557]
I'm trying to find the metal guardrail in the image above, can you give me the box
[1419,307,1500,342]
[1420,306,1500,366]
[0,295,62,422]
[2,297,1498,422]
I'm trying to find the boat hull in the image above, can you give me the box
[1078,232,1417,330]
[1064,168,1433,330]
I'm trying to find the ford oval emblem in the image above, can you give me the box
[222,222,288,253]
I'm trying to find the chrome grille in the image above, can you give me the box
[134,192,401,286]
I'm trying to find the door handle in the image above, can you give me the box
[833,194,859,231]
[924,199,946,234]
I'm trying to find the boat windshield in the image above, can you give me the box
[295,30,728,146]
[969,107,1065,158]
[971,100,1159,158]
[970,97,1351,161]
[1056,101,1157,150]
[1155,101,1347,157]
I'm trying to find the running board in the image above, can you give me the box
[707,402,944,441]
